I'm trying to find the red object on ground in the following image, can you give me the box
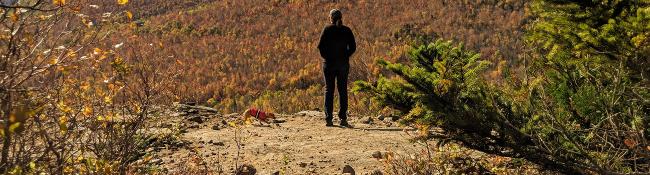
[248,108,269,121]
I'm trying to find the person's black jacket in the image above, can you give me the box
[318,24,356,66]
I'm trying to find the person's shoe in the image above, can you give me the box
[340,120,353,128]
[326,121,334,127]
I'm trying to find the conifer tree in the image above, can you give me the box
[355,0,649,174]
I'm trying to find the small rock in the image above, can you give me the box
[224,113,240,118]
[342,165,355,175]
[221,119,229,126]
[188,116,203,123]
[370,169,383,175]
[213,141,225,146]
[272,118,286,123]
[187,109,198,114]
[212,125,220,130]
[236,164,257,175]
[208,140,213,144]
[150,158,163,165]
[272,171,280,175]
[189,123,199,129]
[161,123,173,128]
[390,115,400,122]
[377,115,385,121]
[362,116,374,124]
[371,151,382,159]
[298,162,308,167]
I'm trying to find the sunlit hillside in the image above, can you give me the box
[2,0,648,174]
[110,0,527,114]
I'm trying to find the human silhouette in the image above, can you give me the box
[318,9,356,127]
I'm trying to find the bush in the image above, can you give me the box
[0,1,174,173]
[355,1,650,173]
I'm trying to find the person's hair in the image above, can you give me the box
[330,9,342,25]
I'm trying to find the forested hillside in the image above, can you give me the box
[109,0,527,114]
[2,0,648,174]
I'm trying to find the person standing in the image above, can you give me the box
[318,9,356,127]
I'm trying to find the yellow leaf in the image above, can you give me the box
[244,117,253,126]
[82,106,93,116]
[59,116,68,133]
[9,12,18,22]
[53,0,65,6]
[125,11,133,20]
[8,122,21,133]
[228,122,237,127]
[93,48,103,55]
[28,162,36,170]
[80,81,90,91]
[117,0,128,5]
[104,96,112,104]
[50,58,59,65]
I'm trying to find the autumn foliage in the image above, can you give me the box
[111,0,527,114]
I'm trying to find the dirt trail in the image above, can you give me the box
[152,110,424,174]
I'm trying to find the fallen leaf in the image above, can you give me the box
[624,139,638,148]
[125,11,133,20]
[117,0,128,5]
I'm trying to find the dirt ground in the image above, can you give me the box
[148,110,426,175]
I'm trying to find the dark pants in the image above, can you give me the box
[324,64,349,122]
